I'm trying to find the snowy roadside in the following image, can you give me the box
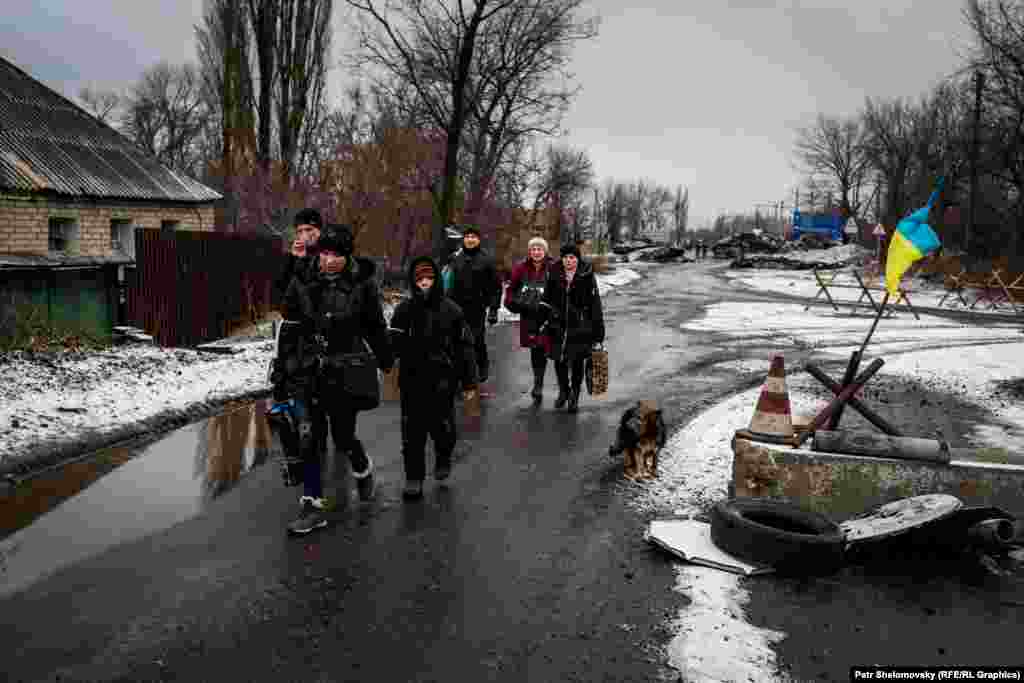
[642,265,1024,683]
[0,267,640,478]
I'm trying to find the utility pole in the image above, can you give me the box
[967,69,985,257]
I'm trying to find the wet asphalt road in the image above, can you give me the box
[3,259,1022,683]
[1,261,742,683]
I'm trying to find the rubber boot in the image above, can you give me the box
[530,367,544,403]
[554,363,570,410]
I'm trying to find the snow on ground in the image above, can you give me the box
[0,341,275,466]
[642,266,1024,683]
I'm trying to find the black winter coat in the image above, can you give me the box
[272,256,393,399]
[542,260,605,362]
[447,246,501,317]
[389,256,478,398]
[274,254,318,321]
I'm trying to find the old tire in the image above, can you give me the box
[710,498,845,574]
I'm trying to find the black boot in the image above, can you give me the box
[530,368,544,403]
[567,387,580,414]
[554,362,569,409]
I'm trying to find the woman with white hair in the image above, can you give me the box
[503,236,556,403]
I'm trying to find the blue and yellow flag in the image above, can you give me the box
[885,178,943,296]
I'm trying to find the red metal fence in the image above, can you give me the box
[127,229,285,348]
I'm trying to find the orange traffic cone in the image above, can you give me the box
[745,354,793,442]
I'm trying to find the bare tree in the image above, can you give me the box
[460,0,598,218]
[965,0,1024,260]
[530,143,593,241]
[246,0,278,174]
[275,0,334,182]
[121,63,208,177]
[860,96,922,225]
[672,185,689,246]
[78,86,122,124]
[195,0,257,197]
[794,113,871,220]
[346,0,583,259]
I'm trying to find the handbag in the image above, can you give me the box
[512,279,546,314]
[585,343,609,397]
[322,342,382,411]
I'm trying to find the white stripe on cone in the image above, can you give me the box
[749,410,793,436]
[763,375,787,395]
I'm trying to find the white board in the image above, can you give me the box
[645,519,774,576]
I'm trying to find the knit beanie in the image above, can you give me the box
[414,262,435,281]
[462,224,481,237]
[560,243,581,259]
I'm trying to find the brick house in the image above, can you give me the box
[0,55,221,341]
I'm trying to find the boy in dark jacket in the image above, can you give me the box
[389,256,478,500]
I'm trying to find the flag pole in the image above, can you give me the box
[858,291,890,357]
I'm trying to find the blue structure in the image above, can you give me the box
[791,208,844,242]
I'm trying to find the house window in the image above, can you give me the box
[161,220,180,237]
[48,217,79,253]
[110,218,132,254]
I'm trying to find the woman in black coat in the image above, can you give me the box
[541,243,605,413]
[277,224,394,535]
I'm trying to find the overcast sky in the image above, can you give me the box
[1,0,972,227]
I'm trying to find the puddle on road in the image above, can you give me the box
[0,400,274,598]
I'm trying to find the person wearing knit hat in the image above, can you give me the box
[504,235,556,403]
[389,255,478,500]
[541,241,605,413]
[267,208,327,494]
[276,222,394,535]
[446,224,502,383]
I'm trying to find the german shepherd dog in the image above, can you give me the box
[608,400,666,481]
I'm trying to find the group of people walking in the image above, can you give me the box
[268,210,605,536]
[693,240,709,260]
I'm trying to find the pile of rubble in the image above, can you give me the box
[733,243,870,270]
[632,246,692,263]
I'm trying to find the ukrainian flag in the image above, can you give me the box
[885,180,943,296]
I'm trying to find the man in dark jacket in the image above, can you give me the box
[266,208,324,489]
[389,256,478,500]
[270,208,322,402]
[542,243,606,414]
[278,224,394,534]
[446,225,501,383]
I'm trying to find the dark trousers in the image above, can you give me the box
[554,355,585,395]
[530,346,548,380]
[465,309,489,381]
[400,389,457,482]
[296,395,370,500]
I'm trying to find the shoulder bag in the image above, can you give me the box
[322,340,382,411]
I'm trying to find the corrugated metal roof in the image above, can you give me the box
[0,252,135,270]
[0,56,221,203]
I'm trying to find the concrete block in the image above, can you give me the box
[731,437,1024,521]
